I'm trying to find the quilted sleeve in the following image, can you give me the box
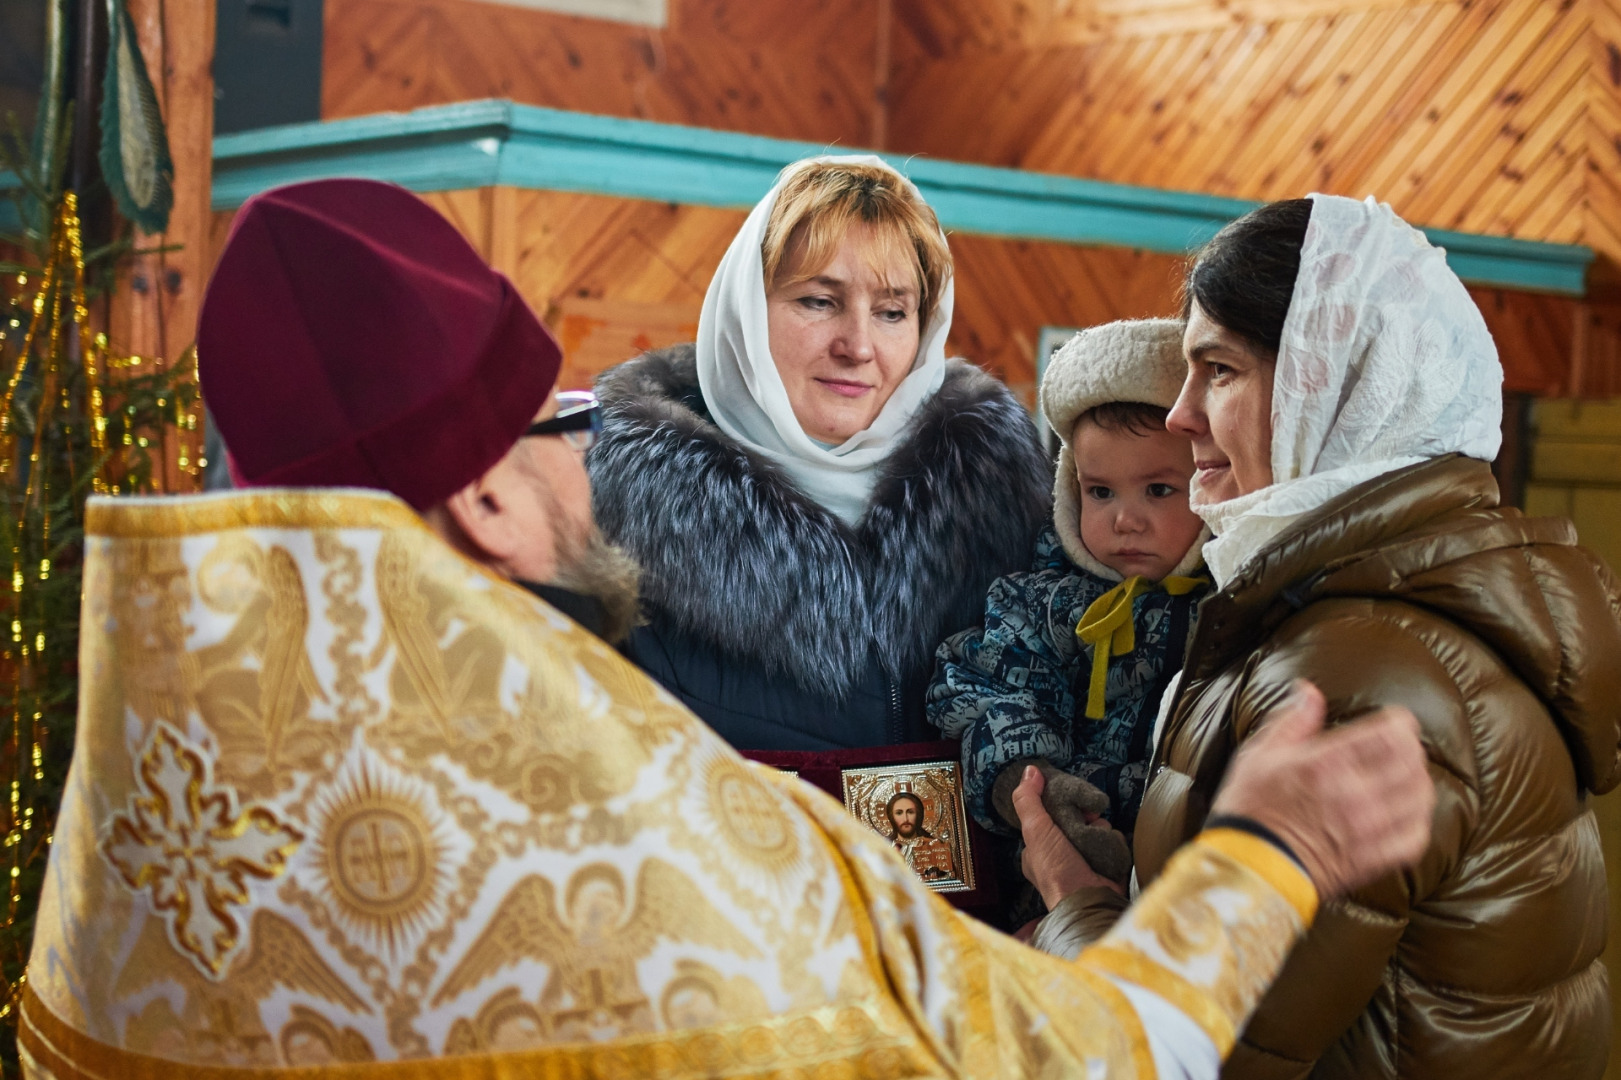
[1217,604,1480,1076]
[926,571,1083,833]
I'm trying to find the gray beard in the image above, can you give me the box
[549,520,643,646]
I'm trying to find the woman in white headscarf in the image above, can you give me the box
[1032,194,1621,1078]
[589,156,1050,750]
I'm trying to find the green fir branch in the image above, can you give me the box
[0,129,194,1080]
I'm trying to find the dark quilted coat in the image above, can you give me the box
[1132,454,1621,1079]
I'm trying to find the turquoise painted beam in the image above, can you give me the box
[9,99,1596,296]
[209,100,1278,256]
[213,100,1594,296]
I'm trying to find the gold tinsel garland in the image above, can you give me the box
[0,192,202,1020]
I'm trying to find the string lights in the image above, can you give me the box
[0,192,199,1026]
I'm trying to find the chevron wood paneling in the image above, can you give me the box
[321,0,885,146]
[947,238,1184,403]
[288,0,1621,397]
[955,236,1599,401]
[895,0,1451,48]
[503,190,743,389]
[888,0,1621,394]
[890,0,1592,245]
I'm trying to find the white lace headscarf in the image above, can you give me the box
[1195,194,1504,587]
[696,155,952,525]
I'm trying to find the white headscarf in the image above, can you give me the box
[1195,194,1504,587]
[696,155,953,525]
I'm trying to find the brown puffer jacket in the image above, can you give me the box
[1058,455,1621,1078]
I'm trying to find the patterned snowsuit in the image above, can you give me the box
[928,526,1206,837]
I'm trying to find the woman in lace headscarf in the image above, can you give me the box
[1034,195,1621,1078]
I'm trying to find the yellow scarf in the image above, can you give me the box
[1075,574,1206,720]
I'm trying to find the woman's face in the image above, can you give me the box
[766,222,922,444]
[1167,302,1276,503]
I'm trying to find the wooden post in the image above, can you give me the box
[871,0,891,151]
[486,186,519,280]
[109,0,216,492]
[1571,301,1591,400]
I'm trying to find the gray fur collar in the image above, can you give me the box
[590,345,1052,698]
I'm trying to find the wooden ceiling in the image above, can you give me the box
[325,0,1621,260]
[889,0,1616,271]
[310,0,1621,397]
[322,0,884,146]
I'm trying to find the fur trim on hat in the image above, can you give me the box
[1040,318,1188,448]
[1039,319,1208,579]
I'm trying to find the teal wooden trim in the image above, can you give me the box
[1420,225,1594,295]
[212,100,514,204]
[213,99,1600,298]
[210,100,1265,255]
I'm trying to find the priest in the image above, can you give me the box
[19,178,1434,1079]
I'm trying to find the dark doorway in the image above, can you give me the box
[214,0,322,134]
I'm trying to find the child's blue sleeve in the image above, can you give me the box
[926,572,1081,834]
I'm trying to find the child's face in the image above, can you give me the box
[1073,418,1204,582]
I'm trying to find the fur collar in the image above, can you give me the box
[590,346,1052,698]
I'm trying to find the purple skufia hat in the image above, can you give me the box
[198,178,561,510]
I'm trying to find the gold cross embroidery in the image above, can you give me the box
[101,722,303,977]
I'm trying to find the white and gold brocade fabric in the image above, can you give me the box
[22,490,1315,1079]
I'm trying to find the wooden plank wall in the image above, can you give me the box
[1592,0,1621,291]
[887,0,1621,395]
[321,0,886,147]
[322,0,1621,274]
[890,0,1592,246]
[954,238,1607,401]
[314,0,1621,399]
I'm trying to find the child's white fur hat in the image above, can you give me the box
[1038,318,1207,580]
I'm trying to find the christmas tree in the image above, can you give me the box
[0,1,197,1068]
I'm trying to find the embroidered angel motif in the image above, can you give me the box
[115,908,371,1066]
[434,858,761,1042]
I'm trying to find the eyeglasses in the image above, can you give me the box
[525,390,602,451]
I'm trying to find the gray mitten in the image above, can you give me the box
[991,758,1133,885]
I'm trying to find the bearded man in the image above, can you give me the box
[201,182,641,648]
[19,179,1435,1080]
[885,791,954,881]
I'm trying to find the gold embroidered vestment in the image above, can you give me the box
[21,489,1316,1078]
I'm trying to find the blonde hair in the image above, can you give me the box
[761,161,952,327]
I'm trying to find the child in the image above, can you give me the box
[927,319,1207,886]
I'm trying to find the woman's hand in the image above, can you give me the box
[1212,680,1434,899]
[1012,766,1127,908]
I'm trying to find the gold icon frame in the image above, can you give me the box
[840,760,975,894]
